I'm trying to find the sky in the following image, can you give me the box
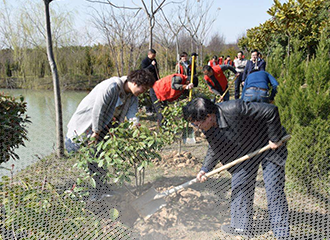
[10,0,283,44]
[62,0,281,44]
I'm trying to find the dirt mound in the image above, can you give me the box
[153,151,200,168]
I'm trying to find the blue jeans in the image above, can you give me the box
[230,149,290,238]
[243,88,269,103]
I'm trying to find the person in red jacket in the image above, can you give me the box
[150,74,198,124]
[208,55,220,67]
[203,65,238,101]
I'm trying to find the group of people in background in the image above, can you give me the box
[64,47,290,240]
[206,49,277,103]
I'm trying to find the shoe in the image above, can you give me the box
[221,224,254,238]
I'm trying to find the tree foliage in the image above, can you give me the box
[273,33,330,193]
[0,93,30,164]
[238,0,330,57]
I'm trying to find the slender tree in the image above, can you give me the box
[87,0,170,49]
[43,0,64,157]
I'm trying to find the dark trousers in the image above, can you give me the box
[230,148,290,238]
[235,72,243,99]
[149,88,167,124]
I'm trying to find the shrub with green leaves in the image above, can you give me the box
[0,93,30,164]
[75,121,163,192]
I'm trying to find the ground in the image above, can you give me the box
[5,110,330,240]
[83,137,329,240]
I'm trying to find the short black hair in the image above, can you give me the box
[212,55,218,59]
[251,49,259,54]
[127,69,155,87]
[182,97,218,122]
[221,55,224,58]
[203,65,212,72]
[180,52,188,57]
[227,55,231,58]
[191,52,198,57]
[148,49,156,54]
[238,50,243,55]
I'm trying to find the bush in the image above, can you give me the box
[0,93,30,164]
[272,35,330,193]
[75,121,163,192]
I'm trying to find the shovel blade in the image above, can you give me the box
[131,188,167,219]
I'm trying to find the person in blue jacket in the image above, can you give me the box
[241,69,279,103]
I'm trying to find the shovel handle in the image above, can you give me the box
[205,135,291,178]
[156,135,291,199]
[189,55,196,101]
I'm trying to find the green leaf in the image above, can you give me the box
[98,160,104,168]
[109,208,120,221]
[90,177,96,188]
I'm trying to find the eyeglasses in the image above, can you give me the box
[191,120,203,129]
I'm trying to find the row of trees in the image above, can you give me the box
[238,0,330,59]
[0,0,237,90]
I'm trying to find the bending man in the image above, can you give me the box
[65,69,155,201]
[182,97,290,240]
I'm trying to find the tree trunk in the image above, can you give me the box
[149,25,153,50]
[120,45,124,76]
[44,0,64,158]
[175,35,180,62]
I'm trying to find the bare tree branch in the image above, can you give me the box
[86,0,141,10]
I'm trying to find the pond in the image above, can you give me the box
[0,88,88,177]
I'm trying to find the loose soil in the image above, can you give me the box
[85,137,330,240]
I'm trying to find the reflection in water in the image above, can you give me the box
[0,89,88,177]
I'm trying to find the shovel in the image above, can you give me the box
[183,55,196,144]
[218,75,237,102]
[131,135,291,219]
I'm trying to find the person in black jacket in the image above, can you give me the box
[141,49,159,80]
[141,49,159,114]
[242,49,266,83]
[182,97,290,240]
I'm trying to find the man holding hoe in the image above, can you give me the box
[203,65,239,102]
[182,97,290,240]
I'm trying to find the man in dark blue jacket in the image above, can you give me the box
[242,49,266,82]
[182,97,290,240]
[241,69,279,103]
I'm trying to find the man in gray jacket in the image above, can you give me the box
[65,69,155,200]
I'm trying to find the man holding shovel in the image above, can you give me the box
[150,73,198,124]
[182,97,290,240]
[203,65,239,102]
